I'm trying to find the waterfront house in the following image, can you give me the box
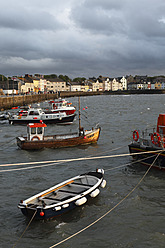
[111,78,122,91]
[32,77,47,93]
[92,79,100,91]
[161,82,165,89]
[46,78,67,92]
[155,82,162,89]
[99,77,111,91]
[120,76,127,90]
[70,82,81,91]
[81,82,89,92]
[127,82,138,90]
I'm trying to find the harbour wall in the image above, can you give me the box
[0,91,102,110]
[0,89,165,110]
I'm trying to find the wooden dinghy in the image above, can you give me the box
[18,169,106,220]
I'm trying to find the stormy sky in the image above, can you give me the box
[1,0,165,79]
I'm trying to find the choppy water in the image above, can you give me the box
[0,94,165,248]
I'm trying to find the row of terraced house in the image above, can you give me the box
[0,74,165,95]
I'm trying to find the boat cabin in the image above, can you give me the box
[28,108,43,116]
[157,114,165,135]
[50,99,71,109]
[27,122,47,141]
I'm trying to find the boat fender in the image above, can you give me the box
[101,179,106,188]
[133,130,139,141]
[31,136,40,141]
[96,168,104,174]
[90,188,100,198]
[75,197,87,206]
[62,203,69,208]
[54,206,61,211]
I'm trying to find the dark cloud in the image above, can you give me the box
[0,0,165,78]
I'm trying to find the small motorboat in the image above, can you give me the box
[128,113,165,170]
[9,107,76,125]
[18,169,106,220]
[46,98,76,116]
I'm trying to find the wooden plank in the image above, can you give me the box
[40,180,74,198]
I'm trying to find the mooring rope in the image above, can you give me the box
[48,152,161,248]
[0,145,127,168]
[105,152,158,172]
[12,210,37,248]
[0,148,163,168]
[0,149,163,173]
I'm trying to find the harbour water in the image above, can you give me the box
[0,94,165,248]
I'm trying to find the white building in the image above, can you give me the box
[70,82,82,91]
[120,76,127,90]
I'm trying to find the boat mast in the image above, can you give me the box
[79,96,81,131]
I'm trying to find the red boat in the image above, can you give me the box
[128,113,165,170]
[46,98,76,116]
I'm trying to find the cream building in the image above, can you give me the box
[92,80,100,91]
[46,78,68,92]
[111,78,122,91]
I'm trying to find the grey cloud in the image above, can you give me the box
[0,9,64,31]
[1,0,165,78]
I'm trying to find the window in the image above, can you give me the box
[37,127,42,134]
[31,127,36,134]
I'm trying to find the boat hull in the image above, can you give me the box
[19,201,77,220]
[17,128,101,150]
[128,143,165,170]
[9,114,76,125]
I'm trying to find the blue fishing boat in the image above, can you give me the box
[18,169,106,220]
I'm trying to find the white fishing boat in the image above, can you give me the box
[9,107,76,125]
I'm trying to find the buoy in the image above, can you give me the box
[90,188,100,198]
[40,211,44,216]
[75,197,87,206]
[83,108,85,110]
[101,179,106,188]
[96,168,104,174]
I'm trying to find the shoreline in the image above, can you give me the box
[0,89,165,110]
